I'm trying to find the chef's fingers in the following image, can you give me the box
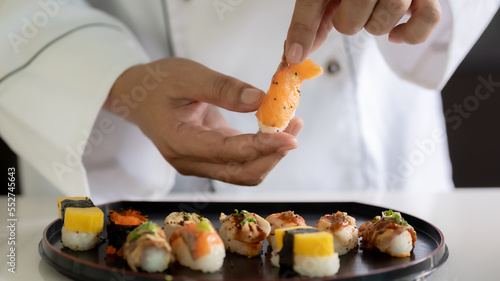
[284,117,304,137]
[172,151,288,186]
[388,0,441,44]
[365,0,411,36]
[201,104,239,133]
[164,125,298,164]
[286,0,329,64]
[332,0,379,35]
[310,1,338,53]
[168,58,265,113]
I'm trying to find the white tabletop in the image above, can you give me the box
[1,188,499,281]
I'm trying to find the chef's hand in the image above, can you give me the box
[104,57,302,185]
[285,0,441,64]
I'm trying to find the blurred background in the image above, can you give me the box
[2,10,499,195]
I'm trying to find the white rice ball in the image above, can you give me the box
[385,230,413,257]
[171,238,225,273]
[61,226,99,251]
[141,246,171,273]
[333,225,359,255]
[293,253,340,277]
[271,251,340,277]
[258,119,285,133]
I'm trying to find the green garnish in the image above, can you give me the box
[182,212,192,219]
[233,209,249,217]
[196,220,213,232]
[381,210,408,226]
[384,210,395,216]
[241,217,257,224]
[128,221,158,241]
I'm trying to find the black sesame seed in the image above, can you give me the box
[274,98,276,100]
[283,106,286,109]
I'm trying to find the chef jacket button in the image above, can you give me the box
[326,60,340,75]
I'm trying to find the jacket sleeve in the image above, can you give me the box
[375,0,500,90]
[0,0,150,196]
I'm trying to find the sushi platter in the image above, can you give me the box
[39,201,448,280]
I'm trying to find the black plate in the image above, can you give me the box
[39,201,448,280]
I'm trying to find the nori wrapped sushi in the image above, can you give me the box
[58,196,94,221]
[107,209,148,255]
[270,226,340,277]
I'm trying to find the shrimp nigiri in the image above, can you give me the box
[255,59,323,133]
[265,211,307,251]
[359,210,417,257]
[219,209,270,257]
[123,221,173,273]
[316,211,359,255]
[169,220,225,273]
[163,211,212,240]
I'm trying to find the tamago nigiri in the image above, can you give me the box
[255,58,323,133]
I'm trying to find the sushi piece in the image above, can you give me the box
[57,196,93,220]
[61,206,104,251]
[123,221,173,273]
[169,220,225,273]
[265,211,307,251]
[107,208,148,256]
[255,58,323,133]
[270,226,339,277]
[163,211,212,240]
[315,211,359,255]
[359,210,417,257]
[219,209,271,257]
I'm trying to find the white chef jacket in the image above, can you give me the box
[1,0,499,204]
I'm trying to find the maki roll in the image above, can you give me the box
[266,211,307,251]
[270,226,340,277]
[315,211,359,255]
[123,221,173,273]
[169,220,225,273]
[61,206,104,251]
[359,210,417,257]
[163,211,211,240]
[219,209,270,257]
[107,209,148,255]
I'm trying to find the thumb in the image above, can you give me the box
[285,0,328,65]
[165,58,266,112]
[209,75,266,112]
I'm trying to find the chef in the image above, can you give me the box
[1,0,498,204]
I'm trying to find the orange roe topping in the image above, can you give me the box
[106,245,117,255]
[109,209,148,226]
[106,245,123,257]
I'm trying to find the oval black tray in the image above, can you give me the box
[39,201,448,280]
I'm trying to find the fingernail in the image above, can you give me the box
[389,32,402,44]
[241,88,263,106]
[277,141,298,155]
[287,43,303,64]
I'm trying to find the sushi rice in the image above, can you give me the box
[271,253,340,278]
[170,236,225,273]
[61,226,99,251]
[141,246,171,273]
